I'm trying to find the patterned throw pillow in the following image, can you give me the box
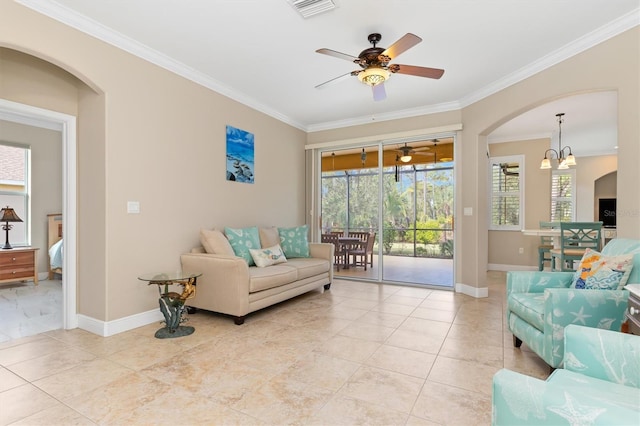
[249,244,287,268]
[224,226,261,266]
[278,225,310,258]
[570,248,634,290]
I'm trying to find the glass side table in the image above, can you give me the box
[138,271,202,339]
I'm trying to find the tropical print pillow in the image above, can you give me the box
[224,226,261,266]
[277,225,310,258]
[571,248,634,290]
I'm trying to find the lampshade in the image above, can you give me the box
[358,67,390,86]
[0,207,22,223]
[400,155,412,163]
[564,154,576,166]
[1,206,22,250]
[540,158,551,169]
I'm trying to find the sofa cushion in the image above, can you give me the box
[570,248,634,290]
[200,229,235,256]
[225,226,261,266]
[278,225,310,258]
[249,244,287,268]
[259,226,281,248]
[508,293,545,331]
[248,264,298,293]
[285,257,330,280]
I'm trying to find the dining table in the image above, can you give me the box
[337,236,362,269]
[521,228,561,248]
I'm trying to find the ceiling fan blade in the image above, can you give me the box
[392,64,445,79]
[316,48,358,62]
[372,83,386,101]
[382,33,422,60]
[315,72,354,89]
[412,147,431,152]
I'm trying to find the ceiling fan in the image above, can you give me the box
[396,143,433,163]
[315,32,445,101]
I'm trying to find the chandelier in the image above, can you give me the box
[540,113,576,170]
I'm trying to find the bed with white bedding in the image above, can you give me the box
[47,213,63,279]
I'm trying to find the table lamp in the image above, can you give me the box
[1,206,23,250]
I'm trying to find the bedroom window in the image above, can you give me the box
[489,155,523,230]
[0,143,30,246]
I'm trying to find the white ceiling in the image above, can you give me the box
[17,0,639,143]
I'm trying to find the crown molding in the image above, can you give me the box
[17,1,639,132]
[487,132,552,144]
[459,8,640,108]
[306,100,462,133]
[16,0,307,131]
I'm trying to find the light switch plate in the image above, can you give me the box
[127,201,140,214]
[463,207,473,216]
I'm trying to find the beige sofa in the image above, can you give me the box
[180,226,334,324]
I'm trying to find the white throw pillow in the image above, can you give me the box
[200,229,235,256]
[249,244,287,268]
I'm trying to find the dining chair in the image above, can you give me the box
[321,233,345,270]
[350,232,376,270]
[550,221,602,272]
[537,221,559,271]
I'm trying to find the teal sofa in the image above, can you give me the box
[506,238,640,369]
[492,324,640,425]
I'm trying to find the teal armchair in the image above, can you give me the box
[492,324,640,425]
[507,238,640,369]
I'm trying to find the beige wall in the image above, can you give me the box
[0,120,63,273]
[575,155,617,222]
[1,2,306,322]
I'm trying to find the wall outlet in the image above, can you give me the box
[518,247,524,254]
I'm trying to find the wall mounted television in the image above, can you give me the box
[598,198,616,228]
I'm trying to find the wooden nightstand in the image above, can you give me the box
[0,247,39,285]
[625,284,640,336]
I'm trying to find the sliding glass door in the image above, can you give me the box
[319,137,454,288]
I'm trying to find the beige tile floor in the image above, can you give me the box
[0,272,550,425]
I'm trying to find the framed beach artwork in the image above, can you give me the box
[226,125,255,184]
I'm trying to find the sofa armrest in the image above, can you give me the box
[180,252,251,317]
[309,242,333,261]
[492,368,639,425]
[542,288,630,368]
[563,324,640,388]
[309,242,334,283]
[506,271,573,294]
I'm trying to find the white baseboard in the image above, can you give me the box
[489,263,538,272]
[455,282,488,298]
[78,309,163,337]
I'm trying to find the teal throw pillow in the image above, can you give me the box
[224,226,261,266]
[278,225,310,258]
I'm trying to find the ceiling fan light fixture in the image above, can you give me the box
[358,68,390,86]
[400,154,412,163]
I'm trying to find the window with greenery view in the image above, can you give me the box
[321,162,453,258]
[489,155,523,230]
[551,169,575,222]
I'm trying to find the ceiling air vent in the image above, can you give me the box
[288,0,336,18]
